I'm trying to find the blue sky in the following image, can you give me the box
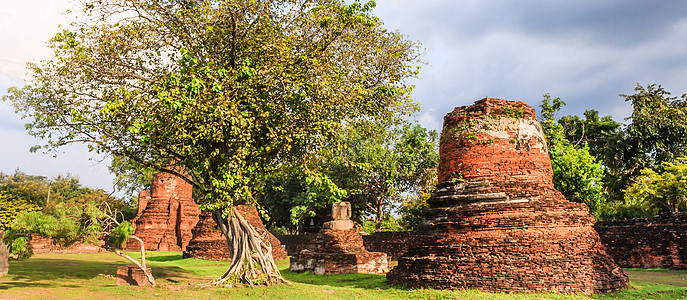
[2,0,687,194]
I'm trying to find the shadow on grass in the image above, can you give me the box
[281,268,405,291]
[0,281,55,290]
[5,256,197,285]
[146,253,185,262]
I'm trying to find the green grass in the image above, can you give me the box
[1,252,686,299]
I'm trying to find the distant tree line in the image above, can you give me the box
[0,171,135,231]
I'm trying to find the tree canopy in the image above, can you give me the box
[4,0,420,211]
[3,0,421,285]
[539,94,606,217]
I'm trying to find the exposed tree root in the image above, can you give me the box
[211,206,290,287]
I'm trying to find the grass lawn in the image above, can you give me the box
[1,252,687,299]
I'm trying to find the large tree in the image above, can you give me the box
[602,84,687,202]
[539,94,606,217]
[3,0,420,285]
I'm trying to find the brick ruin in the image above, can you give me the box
[183,205,287,261]
[125,172,200,251]
[290,202,389,275]
[386,98,628,294]
[595,213,687,269]
[116,265,152,286]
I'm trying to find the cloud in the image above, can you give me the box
[375,0,687,126]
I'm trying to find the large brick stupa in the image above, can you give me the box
[386,98,628,294]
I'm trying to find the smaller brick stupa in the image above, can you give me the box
[125,172,200,251]
[386,98,628,294]
[290,202,389,275]
[183,205,287,261]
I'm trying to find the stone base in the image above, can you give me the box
[183,240,233,261]
[290,252,389,275]
[116,265,152,286]
[323,219,354,230]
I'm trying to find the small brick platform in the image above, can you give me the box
[116,265,152,286]
[290,226,388,275]
[386,98,628,294]
[183,206,287,261]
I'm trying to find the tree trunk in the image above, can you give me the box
[375,198,384,232]
[113,235,156,286]
[211,206,289,287]
[0,233,9,278]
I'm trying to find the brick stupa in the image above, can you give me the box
[125,172,200,251]
[386,98,628,294]
[290,202,389,275]
[183,206,287,261]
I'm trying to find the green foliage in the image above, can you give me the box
[0,192,40,231]
[0,171,135,220]
[0,171,49,208]
[2,202,109,259]
[399,188,432,231]
[539,94,606,217]
[558,109,621,162]
[2,0,422,213]
[326,121,438,232]
[624,158,687,213]
[603,84,687,202]
[261,170,346,232]
[108,155,155,198]
[108,221,134,247]
[361,215,401,234]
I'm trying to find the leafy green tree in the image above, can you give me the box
[603,84,687,203]
[625,158,687,213]
[0,192,40,231]
[2,202,155,285]
[261,170,346,234]
[108,155,155,199]
[326,121,438,232]
[399,187,432,231]
[539,94,606,217]
[0,171,135,220]
[3,0,420,285]
[559,109,621,162]
[0,171,49,208]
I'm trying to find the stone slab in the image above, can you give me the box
[116,265,152,286]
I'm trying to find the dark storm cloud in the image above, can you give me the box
[373,0,687,130]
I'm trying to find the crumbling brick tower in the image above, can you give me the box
[126,172,200,251]
[386,98,628,294]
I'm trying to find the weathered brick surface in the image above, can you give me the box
[595,213,687,269]
[116,265,152,286]
[290,252,389,275]
[387,98,628,294]
[362,232,417,260]
[125,172,200,251]
[289,229,389,275]
[276,234,318,255]
[182,206,287,261]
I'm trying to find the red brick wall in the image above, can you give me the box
[595,213,687,269]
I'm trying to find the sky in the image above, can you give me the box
[1,0,687,194]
